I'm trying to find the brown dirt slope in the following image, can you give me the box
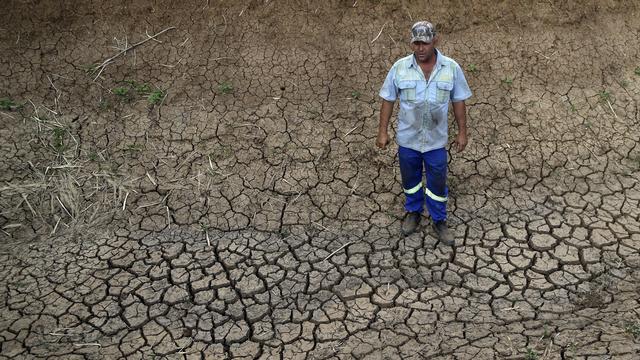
[1,1,640,359]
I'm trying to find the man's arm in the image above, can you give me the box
[377,100,394,149]
[452,101,468,152]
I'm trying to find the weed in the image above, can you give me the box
[620,80,629,89]
[52,127,66,153]
[83,64,98,73]
[112,87,129,98]
[218,82,233,94]
[88,152,99,162]
[524,348,539,360]
[570,103,577,113]
[209,144,232,161]
[98,99,110,111]
[635,67,640,76]
[501,76,513,85]
[0,98,16,110]
[351,90,361,99]
[121,80,152,94]
[138,84,152,93]
[125,144,144,152]
[148,89,166,105]
[467,63,478,73]
[598,90,611,103]
[624,322,640,338]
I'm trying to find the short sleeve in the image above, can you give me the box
[450,63,472,102]
[379,66,398,102]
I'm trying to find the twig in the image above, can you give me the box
[176,151,196,171]
[73,343,101,348]
[205,231,211,247]
[122,191,129,210]
[146,172,157,186]
[312,221,339,236]
[344,126,358,136]
[93,27,176,81]
[323,241,353,262]
[136,194,169,209]
[21,194,37,216]
[606,100,618,118]
[50,216,61,235]
[534,50,551,60]
[371,22,387,43]
[56,196,72,218]
[145,30,163,44]
[0,112,15,120]
[388,34,397,46]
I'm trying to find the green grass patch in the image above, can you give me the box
[218,82,233,94]
[112,87,129,98]
[501,76,513,85]
[148,89,166,105]
[350,90,361,99]
[98,99,110,111]
[51,127,66,153]
[112,80,161,104]
[125,144,144,152]
[88,151,99,162]
[467,63,478,73]
[598,90,611,103]
[624,322,640,338]
[635,66,640,76]
[0,98,16,110]
[83,64,98,74]
[209,144,233,161]
[524,348,539,360]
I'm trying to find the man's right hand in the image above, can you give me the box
[376,131,389,149]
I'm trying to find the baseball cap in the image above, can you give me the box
[411,21,436,43]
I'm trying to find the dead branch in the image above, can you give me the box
[93,27,176,81]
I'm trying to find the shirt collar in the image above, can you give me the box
[408,48,442,70]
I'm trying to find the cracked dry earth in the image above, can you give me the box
[1,1,640,359]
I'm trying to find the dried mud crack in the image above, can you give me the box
[1,1,640,359]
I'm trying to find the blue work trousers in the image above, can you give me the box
[398,146,448,222]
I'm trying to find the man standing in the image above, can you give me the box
[377,21,471,245]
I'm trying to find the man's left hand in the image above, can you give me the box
[453,132,468,152]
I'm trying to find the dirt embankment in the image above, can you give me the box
[1,1,639,359]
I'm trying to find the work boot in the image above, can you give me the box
[401,212,421,236]
[433,220,455,246]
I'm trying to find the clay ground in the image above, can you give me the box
[1,0,640,359]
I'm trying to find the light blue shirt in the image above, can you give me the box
[379,50,472,153]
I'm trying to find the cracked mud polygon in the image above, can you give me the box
[1,1,640,359]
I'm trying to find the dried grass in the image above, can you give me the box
[0,102,138,239]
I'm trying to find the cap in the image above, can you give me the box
[410,21,436,43]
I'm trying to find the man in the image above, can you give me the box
[377,21,471,245]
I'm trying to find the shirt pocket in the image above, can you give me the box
[398,80,418,102]
[435,81,453,104]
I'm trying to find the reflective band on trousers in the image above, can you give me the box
[403,182,422,195]
[425,187,448,202]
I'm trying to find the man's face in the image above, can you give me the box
[411,39,437,63]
